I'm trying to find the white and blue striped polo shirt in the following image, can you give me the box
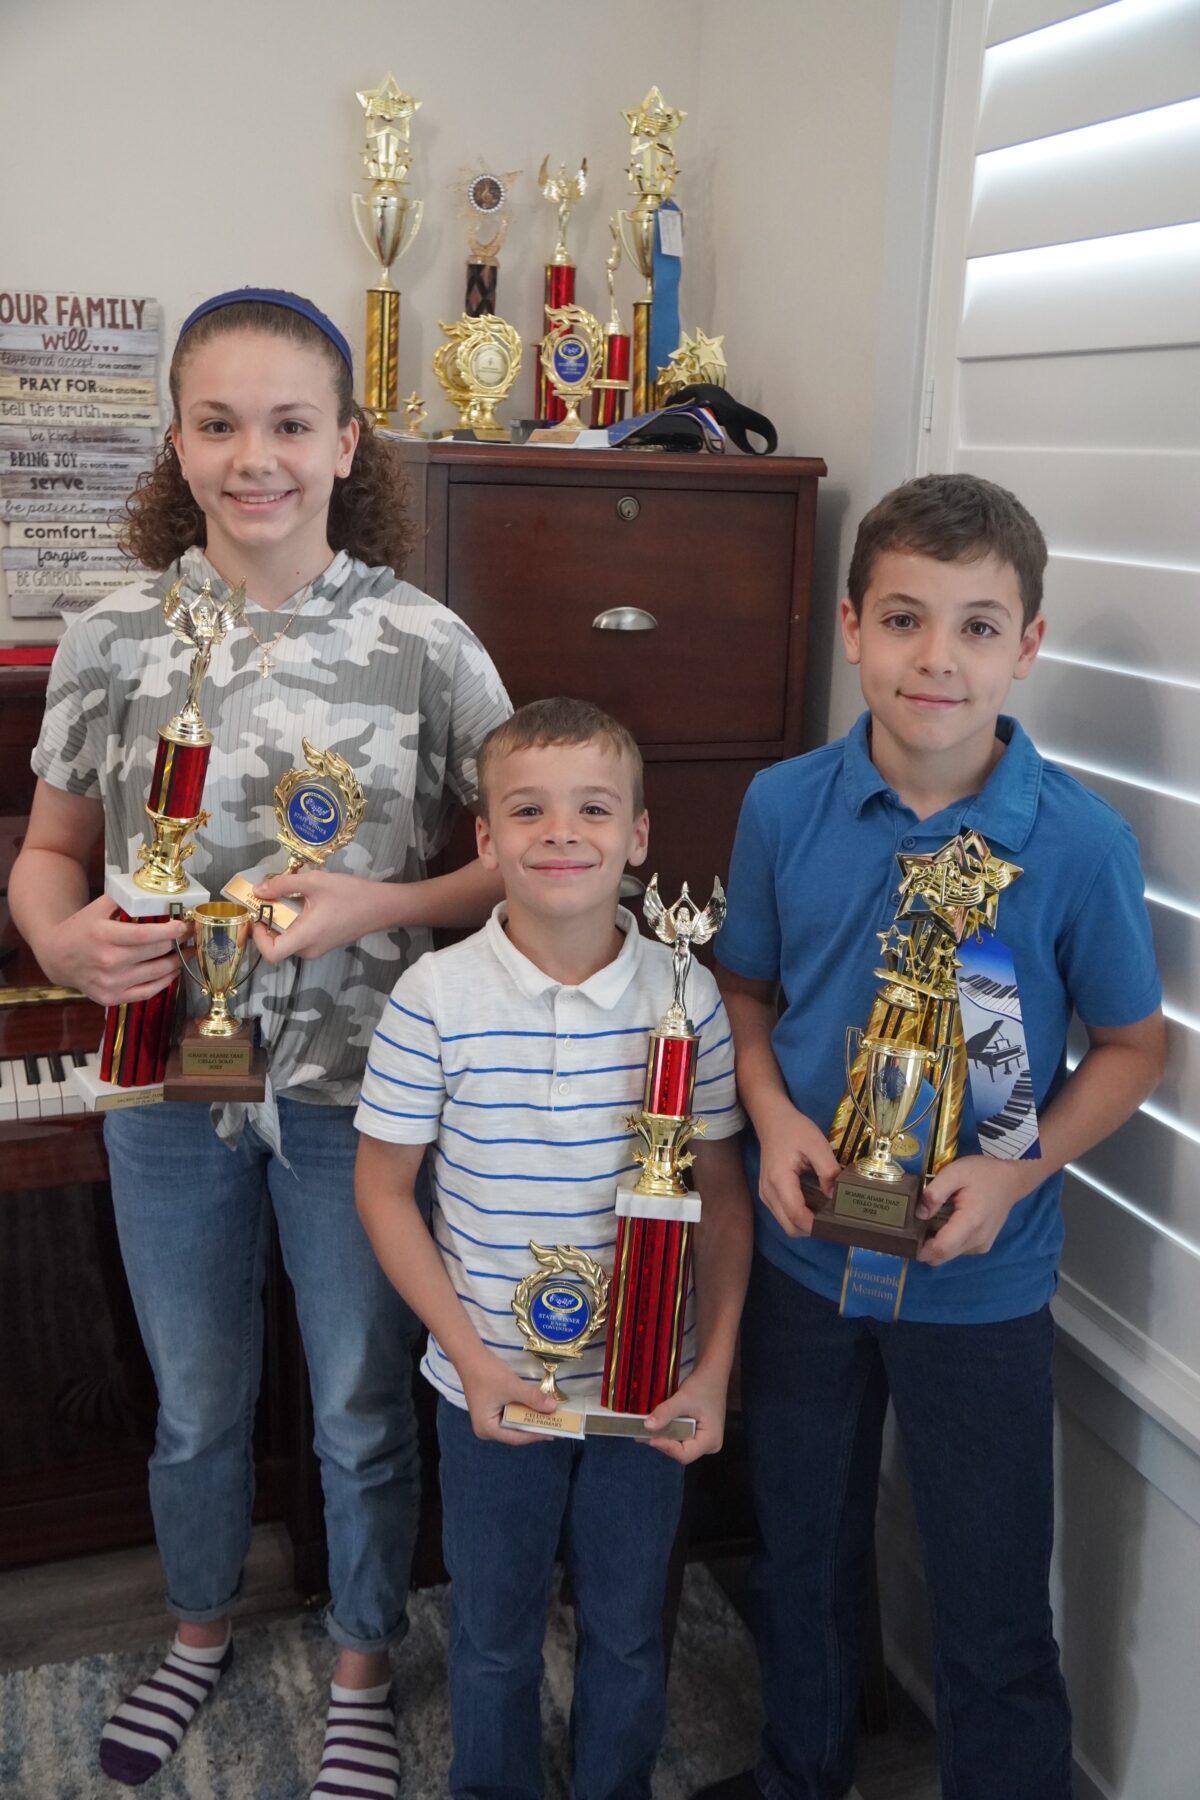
[355,903,743,1409]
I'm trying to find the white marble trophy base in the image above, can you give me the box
[70,1063,164,1112]
[614,1183,702,1224]
[106,868,208,918]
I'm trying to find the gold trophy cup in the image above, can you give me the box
[810,1031,949,1256]
[352,75,424,427]
[165,900,272,1100]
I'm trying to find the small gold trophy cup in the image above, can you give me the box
[352,75,424,427]
[223,739,367,934]
[501,1243,609,1438]
[165,900,271,1101]
[810,1031,949,1256]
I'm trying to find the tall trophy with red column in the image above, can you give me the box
[534,156,587,422]
[74,579,244,1109]
[591,217,631,428]
[601,875,726,1432]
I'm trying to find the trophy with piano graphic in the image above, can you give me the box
[74,579,244,1110]
[808,832,1038,1316]
[598,875,726,1437]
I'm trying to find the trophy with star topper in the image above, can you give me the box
[352,74,424,426]
[599,876,724,1432]
[808,832,1030,1269]
[617,87,685,413]
[80,579,244,1106]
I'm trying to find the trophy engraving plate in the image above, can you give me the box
[831,1179,913,1230]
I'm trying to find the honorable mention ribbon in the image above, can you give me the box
[648,201,682,384]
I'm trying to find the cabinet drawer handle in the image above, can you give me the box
[592,606,658,632]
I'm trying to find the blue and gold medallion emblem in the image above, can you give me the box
[502,1242,610,1436]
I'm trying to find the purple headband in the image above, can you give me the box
[176,287,353,373]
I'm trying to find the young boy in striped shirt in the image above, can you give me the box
[355,697,752,1799]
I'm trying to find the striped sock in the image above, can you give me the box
[310,1679,400,1798]
[98,1628,232,1786]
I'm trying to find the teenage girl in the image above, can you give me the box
[10,288,510,1796]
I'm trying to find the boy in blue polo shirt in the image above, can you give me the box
[702,475,1165,1800]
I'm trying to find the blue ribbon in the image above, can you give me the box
[648,201,682,385]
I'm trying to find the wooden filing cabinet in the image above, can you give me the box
[398,441,825,897]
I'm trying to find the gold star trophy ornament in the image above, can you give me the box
[617,87,686,411]
[456,158,521,317]
[433,314,523,439]
[534,156,588,422]
[351,75,424,426]
[656,327,727,402]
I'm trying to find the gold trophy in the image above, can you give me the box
[617,87,685,413]
[810,832,1023,1261]
[165,900,271,1100]
[536,303,605,438]
[656,327,728,403]
[129,580,245,901]
[223,739,367,933]
[352,75,424,427]
[809,1031,950,1254]
[501,1243,609,1438]
[433,314,523,439]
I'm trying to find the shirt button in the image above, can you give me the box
[557,1081,571,1095]
[902,836,915,847]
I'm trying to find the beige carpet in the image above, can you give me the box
[0,1564,766,1799]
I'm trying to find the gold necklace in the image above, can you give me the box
[243,588,310,678]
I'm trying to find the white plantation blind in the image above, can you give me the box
[922,0,1200,1439]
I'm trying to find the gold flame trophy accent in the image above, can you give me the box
[222,739,367,934]
[501,1243,610,1438]
[617,87,685,413]
[433,314,523,439]
[352,75,424,427]
[537,303,605,439]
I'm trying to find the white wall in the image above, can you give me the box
[0,0,928,739]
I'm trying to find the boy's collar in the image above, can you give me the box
[484,902,642,1009]
[842,711,1043,851]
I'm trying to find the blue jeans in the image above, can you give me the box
[104,1098,421,1652]
[742,1251,1072,1800]
[436,1396,685,1800]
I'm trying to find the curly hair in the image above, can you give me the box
[119,297,417,576]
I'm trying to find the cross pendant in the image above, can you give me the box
[259,648,273,678]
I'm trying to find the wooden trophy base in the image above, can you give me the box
[163,1020,267,1103]
[806,1168,929,1260]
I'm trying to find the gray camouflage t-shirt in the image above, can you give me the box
[33,545,511,1110]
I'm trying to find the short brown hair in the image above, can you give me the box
[477,697,644,814]
[847,473,1047,628]
[120,297,417,575]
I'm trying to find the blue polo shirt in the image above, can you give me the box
[718,712,1162,1323]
